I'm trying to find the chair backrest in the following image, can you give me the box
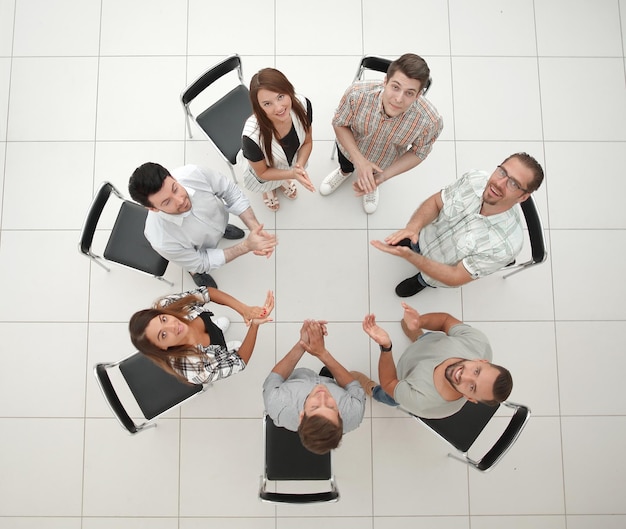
[356,55,432,95]
[414,401,531,472]
[79,181,115,256]
[264,414,331,481]
[180,54,252,168]
[181,55,244,105]
[520,195,547,264]
[79,181,170,282]
[94,353,203,435]
[259,414,339,504]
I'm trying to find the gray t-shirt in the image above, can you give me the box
[394,324,492,418]
[263,367,366,433]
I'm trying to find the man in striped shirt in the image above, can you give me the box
[319,53,443,214]
[371,152,544,297]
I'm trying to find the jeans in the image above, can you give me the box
[372,385,400,407]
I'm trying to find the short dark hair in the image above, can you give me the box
[128,162,171,207]
[297,413,343,455]
[387,53,431,93]
[482,364,513,406]
[502,152,544,193]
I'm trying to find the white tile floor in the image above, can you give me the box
[0,0,625,527]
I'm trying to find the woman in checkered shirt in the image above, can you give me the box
[129,287,274,385]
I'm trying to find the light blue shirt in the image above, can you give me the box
[263,368,366,433]
[144,165,250,273]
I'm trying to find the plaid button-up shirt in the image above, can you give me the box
[420,170,524,287]
[157,287,245,385]
[332,81,443,169]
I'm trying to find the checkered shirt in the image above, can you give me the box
[419,170,524,287]
[156,287,245,384]
[332,81,443,169]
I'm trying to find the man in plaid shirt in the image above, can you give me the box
[371,152,544,297]
[319,53,443,214]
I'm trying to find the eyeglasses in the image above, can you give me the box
[495,166,531,194]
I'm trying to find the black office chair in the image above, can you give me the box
[79,181,172,285]
[259,414,339,504]
[180,54,252,182]
[332,55,432,159]
[412,401,530,472]
[94,352,208,435]
[503,195,547,278]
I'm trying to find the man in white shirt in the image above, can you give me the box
[129,162,277,287]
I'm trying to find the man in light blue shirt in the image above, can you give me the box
[129,162,277,287]
[263,320,366,454]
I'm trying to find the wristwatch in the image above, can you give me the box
[379,342,392,353]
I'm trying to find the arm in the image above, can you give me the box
[352,150,424,196]
[222,223,277,263]
[207,288,272,325]
[385,192,443,245]
[247,158,315,192]
[334,124,383,194]
[371,241,474,287]
[417,312,463,335]
[270,339,307,379]
[300,321,355,388]
[361,314,399,396]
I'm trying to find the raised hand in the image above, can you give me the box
[362,313,391,348]
[292,164,315,193]
[249,290,275,326]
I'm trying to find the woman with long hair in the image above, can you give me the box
[242,67,315,211]
[129,287,274,384]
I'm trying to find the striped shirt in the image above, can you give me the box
[156,287,246,385]
[332,81,443,169]
[420,170,524,287]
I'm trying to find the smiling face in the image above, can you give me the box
[482,156,533,213]
[257,88,293,127]
[145,313,191,350]
[147,175,191,215]
[444,359,500,404]
[381,72,422,118]
[300,384,340,424]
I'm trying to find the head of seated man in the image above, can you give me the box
[297,384,344,455]
[444,358,512,406]
[129,162,192,215]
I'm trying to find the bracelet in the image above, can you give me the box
[379,342,392,353]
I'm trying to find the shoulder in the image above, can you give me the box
[414,96,443,121]
[344,80,382,100]
[243,114,260,136]
[448,324,492,357]
[174,164,220,187]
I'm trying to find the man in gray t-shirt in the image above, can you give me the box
[352,304,512,419]
[263,320,366,454]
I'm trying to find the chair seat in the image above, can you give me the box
[119,353,202,420]
[104,201,168,276]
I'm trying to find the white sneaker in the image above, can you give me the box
[213,316,230,333]
[319,168,351,196]
[363,188,379,214]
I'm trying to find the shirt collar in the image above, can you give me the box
[155,185,195,225]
